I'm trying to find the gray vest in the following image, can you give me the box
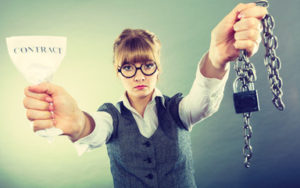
[98,93,197,188]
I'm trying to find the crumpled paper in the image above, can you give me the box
[6,36,67,143]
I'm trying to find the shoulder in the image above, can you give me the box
[97,102,122,141]
[97,102,121,115]
[162,92,183,107]
[161,92,187,130]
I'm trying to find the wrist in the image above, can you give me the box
[208,46,228,71]
[70,111,95,143]
[200,51,229,80]
[69,111,87,142]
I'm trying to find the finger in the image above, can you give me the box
[26,109,53,121]
[23,97,51,111]
[234,40,259,57]
[33,119,55,132]
[239,6,268,20]
[234,29,261,42]
[28,82,58,95]
[236,3,257,12]
[24,87,53,102]
[227,3,256,21]
[233,17,262,32]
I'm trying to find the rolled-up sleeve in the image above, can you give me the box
[73,111,113,156]
[179,53,230,131]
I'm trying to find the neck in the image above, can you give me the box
[126,90,154,117]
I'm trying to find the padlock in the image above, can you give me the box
[233,78,260,114]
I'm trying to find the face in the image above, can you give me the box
[118,61,159,100]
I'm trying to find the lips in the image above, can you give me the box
[135,85,147,90]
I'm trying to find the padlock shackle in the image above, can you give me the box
[233,77,255,93]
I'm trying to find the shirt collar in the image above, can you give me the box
[118,88,165,111]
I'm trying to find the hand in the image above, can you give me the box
[23,82,86,141]
[209,3,268,69]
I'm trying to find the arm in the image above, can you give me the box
[24,82,113,155]
[178,3,267,129]
[179,53,229,130]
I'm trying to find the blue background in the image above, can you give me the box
[0,0,299,187]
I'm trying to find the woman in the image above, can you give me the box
[23,3,267,187]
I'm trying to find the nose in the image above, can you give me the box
[134,68,145,82]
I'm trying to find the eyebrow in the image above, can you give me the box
[122,61,134,65]
[122,60,155,65]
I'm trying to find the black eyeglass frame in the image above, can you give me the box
[117,62,158,78]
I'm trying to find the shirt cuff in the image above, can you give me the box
[195,52,230,95]
[72,111,113,156]
[73,122,97,156]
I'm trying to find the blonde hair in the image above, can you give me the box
[113,29,161,73]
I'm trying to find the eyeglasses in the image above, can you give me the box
[118,61,157,78]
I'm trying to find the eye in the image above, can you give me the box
[122,64,134,71]
[144,62,155,69]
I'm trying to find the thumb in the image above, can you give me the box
[212,3,257,44]
[226,3,256,24]
[28,82,58,95]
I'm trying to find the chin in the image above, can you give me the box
[132,88,153,98]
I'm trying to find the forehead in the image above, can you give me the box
[117,46,155,66]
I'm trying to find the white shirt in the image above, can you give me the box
[73,53,229,156]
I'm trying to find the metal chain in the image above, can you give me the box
[242,112,253,168]
[233,0,285,168]
[234,50,256,168]
[261,12,285,110]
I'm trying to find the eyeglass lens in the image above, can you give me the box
[120,61,157,78]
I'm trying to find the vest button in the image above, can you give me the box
[145,173,153,179]
[143,157,152,163]
[143,141,151,147]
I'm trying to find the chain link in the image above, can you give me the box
[261,13,285,110]
[243,112,253,168]
[234,50,256,168]
[233,0,285,168]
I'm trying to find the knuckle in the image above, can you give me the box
[44,111,51,119]
[255,30,260,40]
[24,87,29,96]
[48,112,53,119]
[26,110,33,121]
[33,125,39,132]
[248,30,255,39]
[233,41,238,48]
[40,101,48,110]
[44,103,50,110]
[33,120,39,129]
[237,3,245,9]
[234,33,239,40]
[235,3,245,13]
[233,24,237,31]
[253,19,261,30]
[248,41,255,49]
[259,23,263,31]
[23,97,29,108]
[247,18,256,27]
[263,7,268,15]
[33,120,52,132]
[255,18,261,26]
[39,93,47,101]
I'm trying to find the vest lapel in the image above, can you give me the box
[155,96,177,139]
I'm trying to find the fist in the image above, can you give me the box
[23,82,85,140]
[209,3,268,69]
